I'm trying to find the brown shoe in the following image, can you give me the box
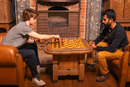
[86,64,96,72]
[96,73,110,82]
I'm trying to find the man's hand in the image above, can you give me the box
[90,41,95,46]
[90,41,97,49]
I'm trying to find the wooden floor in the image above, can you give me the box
[23,67,130,87]
[25,69,118,87]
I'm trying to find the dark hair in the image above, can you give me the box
[102,9,116,21]
[22,8,39,21]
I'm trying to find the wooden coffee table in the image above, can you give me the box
[44,37,93,81]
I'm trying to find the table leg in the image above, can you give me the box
[53,64,58,81]
[79,64,84,81]
[53,55,58,81]
[79,54,85,81]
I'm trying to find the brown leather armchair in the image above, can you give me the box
[108,31,130,87]
[0,33,25,87]
[108,44,130,87]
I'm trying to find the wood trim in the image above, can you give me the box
[38,10,79,13]
[37,0,79,3]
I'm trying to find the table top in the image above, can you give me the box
[44,37,93,55]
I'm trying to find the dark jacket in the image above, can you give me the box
[94,23,129,52]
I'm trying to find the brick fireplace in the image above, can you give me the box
[31,0,86,38]
[15,0,102,40]
[36,0,80,37]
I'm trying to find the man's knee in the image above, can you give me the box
[28,50,36,57]
[97,52,105,61]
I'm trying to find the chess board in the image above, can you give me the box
[52,37,85,49]
[45,37,93,55]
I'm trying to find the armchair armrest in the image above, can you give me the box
[0,45,25,87]
[0,45,19,66]
[118,44,130,87]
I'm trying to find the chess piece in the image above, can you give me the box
[57,39,60,48]
[39,39,43,44]
[61,38,64,46]
[54,39,57,48]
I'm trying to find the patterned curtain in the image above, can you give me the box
[14,0,30,24]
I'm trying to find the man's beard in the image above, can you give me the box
[103,22,111,28]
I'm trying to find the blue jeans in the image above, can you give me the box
[18,42,40,77]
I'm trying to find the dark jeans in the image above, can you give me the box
[18,42,40,77]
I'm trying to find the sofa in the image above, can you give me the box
[108,31,130,87]
[0,33,25,87]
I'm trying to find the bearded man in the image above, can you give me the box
[86,9,129,82]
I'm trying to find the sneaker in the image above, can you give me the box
[32,76,46,86]
[96,73,110,82]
